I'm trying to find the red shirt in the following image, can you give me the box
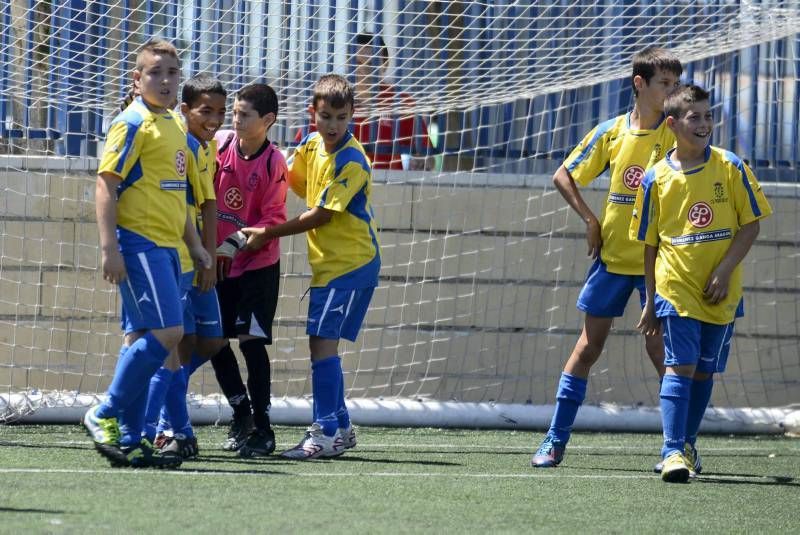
[295,84,429,170]
[214,130,288,278]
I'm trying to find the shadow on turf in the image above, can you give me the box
[0,440,90,451]
[696,474,798,487]
[0,506,67,514]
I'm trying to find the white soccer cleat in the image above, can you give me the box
[339,425,357,450]
[279,423,345,460]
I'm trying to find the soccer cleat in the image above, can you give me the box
[339,426,357,450]
[160,433,199,460]
[279,423,345,460]
[119,439,183,469]
[654,443,702,476]
[660,451,690,483]
[238,428,276,458]
[530,436,565,468]
[222,412,253,451]
[153,432,170,450]
[84,405,129,465]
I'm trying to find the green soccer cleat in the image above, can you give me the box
[84,405,130,465]
[119,439,183,469]
[661,451,690,483]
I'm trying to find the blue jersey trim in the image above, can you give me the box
[117,160,143,197]
[111,107,145,175]
[565,117,616,174]
[116,226,159,253]
[334,146,371,178]
[664,146,711,173]
[637,169,656,241]
[723,150,761,217]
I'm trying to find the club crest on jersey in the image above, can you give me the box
[688,201,713,228]
[247,172,259,191]
[175,150,186,176]
[224,187,244,210]
[623,165,645,190]
[712,181,728,204]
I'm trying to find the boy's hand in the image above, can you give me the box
[215,230,247,282]
[585,216,602,258]
[240,227,269,251]
[197,265,216,292]
[190,243,212,271]
[636,303,661,336]
[101,249,127,285]
[704,264,732,304]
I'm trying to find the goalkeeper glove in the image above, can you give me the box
[216,230,247,281]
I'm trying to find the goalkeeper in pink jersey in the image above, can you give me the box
[211,83,288,457]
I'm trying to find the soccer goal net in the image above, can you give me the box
[1,1,799,433]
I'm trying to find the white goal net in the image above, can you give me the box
[1,1,799,432]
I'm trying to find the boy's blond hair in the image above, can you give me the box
[313,74,354,110]
[135,39,179,70]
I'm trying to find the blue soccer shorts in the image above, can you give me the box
[661,315,735,374]
[189,285,224,339]
[307,286,375,342]
[576,258,646,317]
[118,247,183,333]
[179,271,196,336]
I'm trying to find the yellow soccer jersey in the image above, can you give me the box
[630,146,772,324]
[564,113,675,275]
[288,131,381,288]
[98,97,197,252]
[177,133,216,274]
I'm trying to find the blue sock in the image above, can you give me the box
[143,367,173,442]
[119,387,149,447]
[336,369,350,430]
[685,376,714,446]
[660,374,692,458]
[185,352,207,378]
[164,367,193,437]
[96,332,169,418]
[547,372,587,444]
[311,356,341,437]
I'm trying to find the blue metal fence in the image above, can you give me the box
[0,0,798,180]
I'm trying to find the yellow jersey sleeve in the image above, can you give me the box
[563,118,616,187]
[288,136,309,199]
[98,120,142,179]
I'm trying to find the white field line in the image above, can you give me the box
[7,440,799,453]
[0,468,794,482]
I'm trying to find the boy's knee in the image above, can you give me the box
[151,326,184,350]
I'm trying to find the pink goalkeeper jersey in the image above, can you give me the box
[214,130,288,278]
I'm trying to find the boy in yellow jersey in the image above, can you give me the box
[83,40,210,468]
[631,85,771,482]
[241,74,380,459]
[532,48,682,468]
[144,74,229,459]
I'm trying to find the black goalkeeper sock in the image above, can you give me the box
[240,339,272,430]
[210,343,251,418]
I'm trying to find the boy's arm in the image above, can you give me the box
[96,172,126,284]
[196,199,218,292]
[636,244,661,336]
[553,165,601,258]
[183,212,212,270]
[241,205,333,250]
[704,220,760,304]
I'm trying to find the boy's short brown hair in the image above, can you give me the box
[135,39,179,70]
[664,84,710,120]
[313,74,354,110]
[632,47,682,96]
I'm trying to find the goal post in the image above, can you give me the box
[1,1,799,433]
